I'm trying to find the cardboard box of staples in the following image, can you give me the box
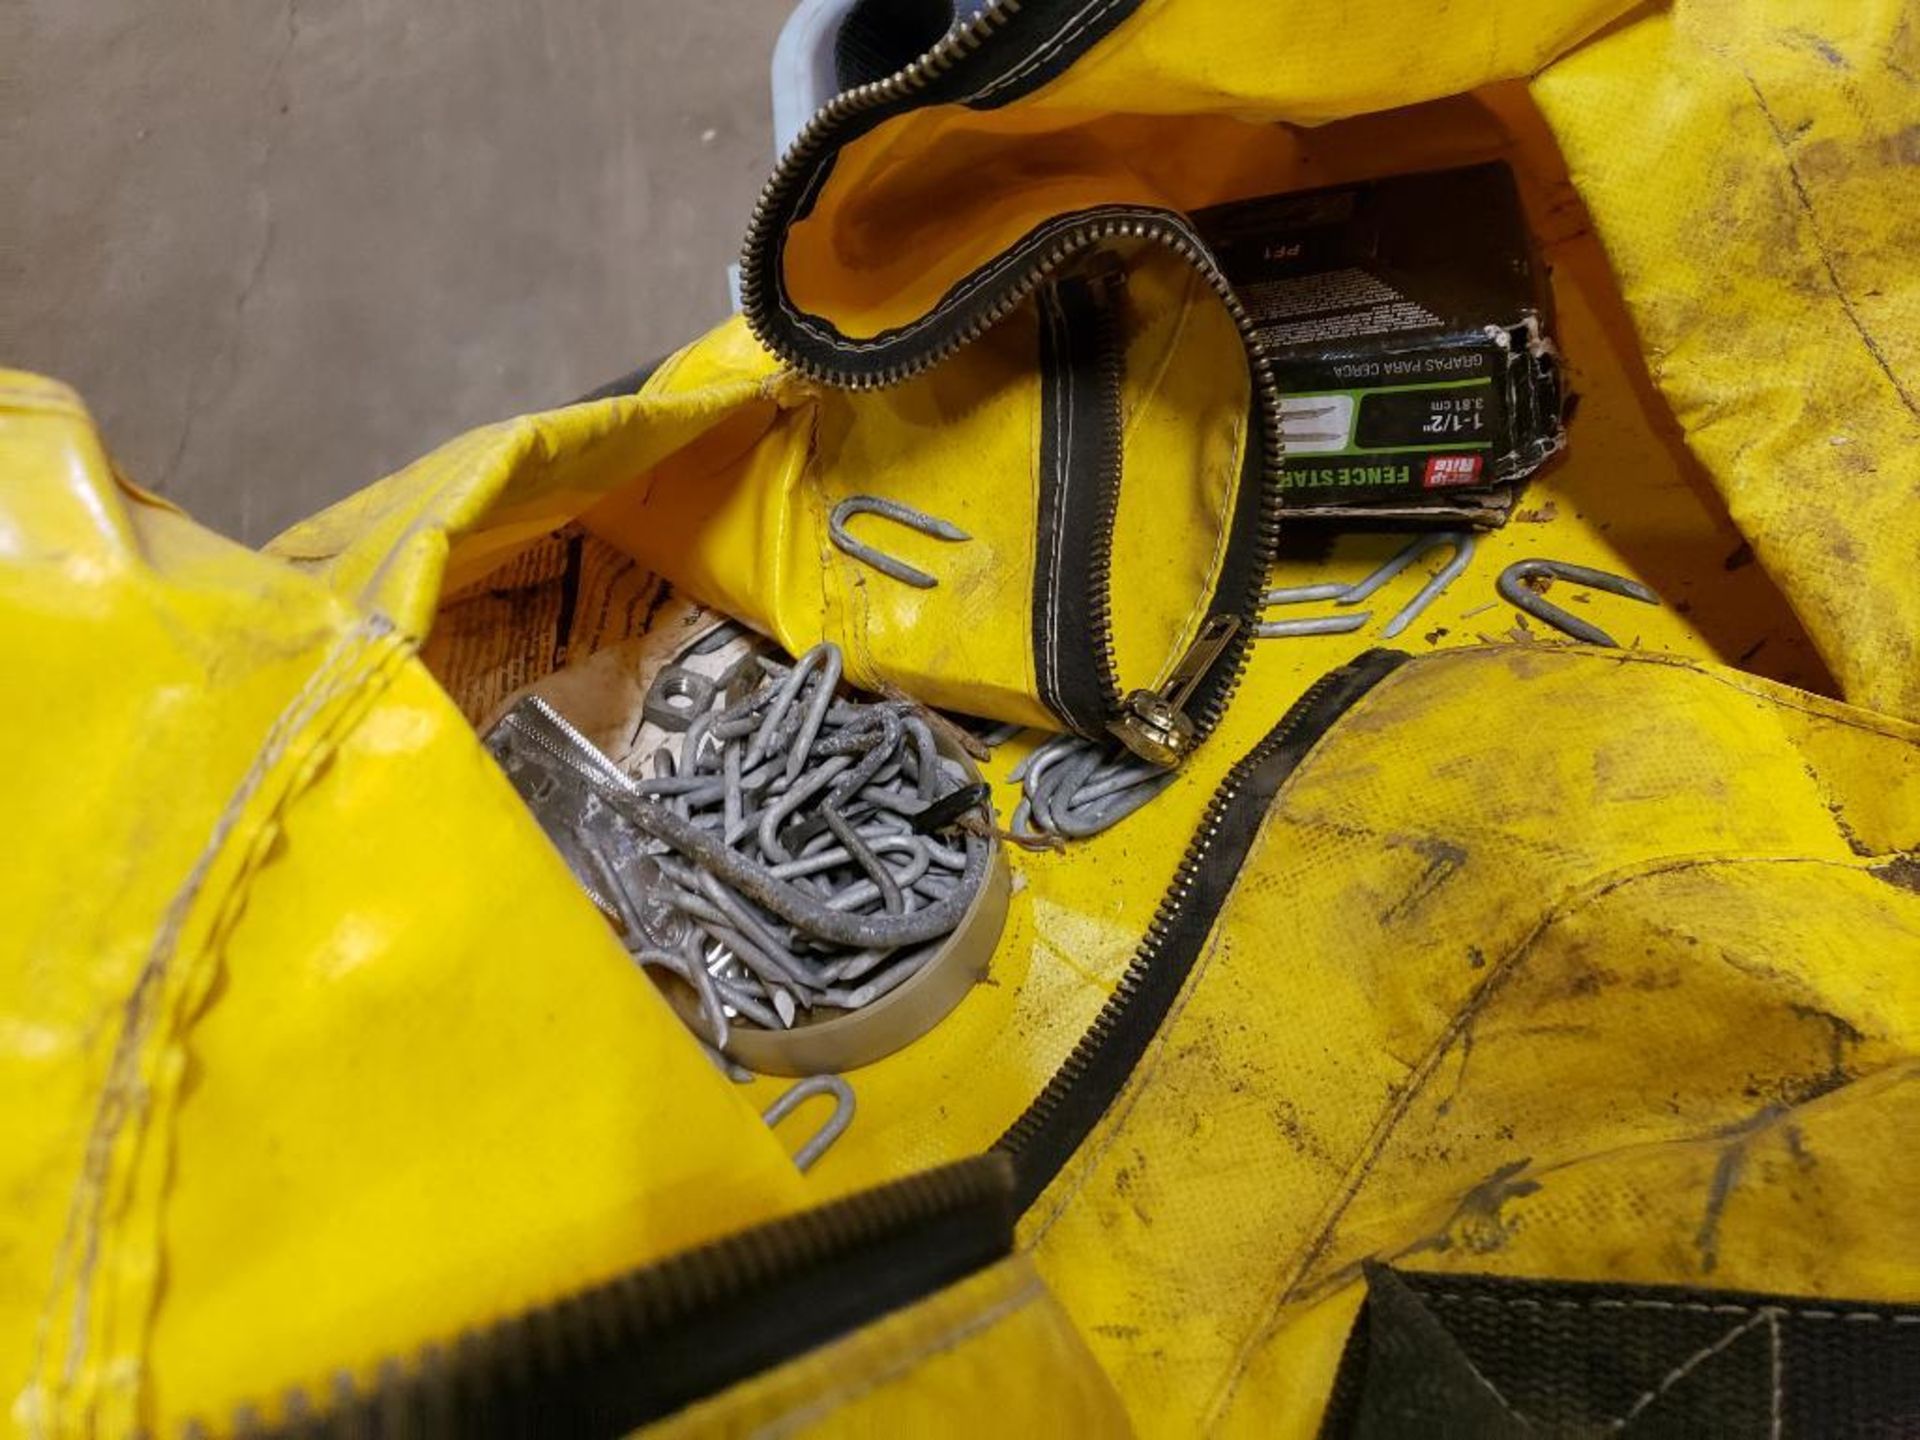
[1194,161,1566,527]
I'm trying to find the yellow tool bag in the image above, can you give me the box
[6,0,1920,1434]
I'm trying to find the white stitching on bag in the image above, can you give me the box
[1428,1289,1920,1324]
[1044,284,1072,712]
[1604,1309,1779,1433]
[967,0,1130,102]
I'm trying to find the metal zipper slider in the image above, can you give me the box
[1108,614,1241,767]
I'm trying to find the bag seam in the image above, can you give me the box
[29,616,409,1428]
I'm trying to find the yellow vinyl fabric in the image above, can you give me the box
[608,651,1920,1438]
[266,0,1920,736]
[1018,644,1920,1433]
[1532,0,1920,724]
[0,374,809,1435]
[5,0,1920,1435]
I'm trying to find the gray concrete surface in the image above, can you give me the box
[7,1,786,543]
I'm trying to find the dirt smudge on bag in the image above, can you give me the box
[1379,834,1468,925]
[1270,1099,1335,1169]
[1694,1131,1749,1274]
[1112,1149,1155,1229]
[1396,1157,1542,1262]
[1869,854,1920,895]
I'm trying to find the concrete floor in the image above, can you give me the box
[8,1,787,543]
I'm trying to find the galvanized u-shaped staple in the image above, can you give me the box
[762,1074,856,1171]
[1255,532,1476,640]
[1376,533,1476,639]
[828,496,971,589]
[1496,558,1659,647]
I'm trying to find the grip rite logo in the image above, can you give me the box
[1422,455,1483,488]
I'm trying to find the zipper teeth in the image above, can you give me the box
[1083,276,1127,715]
[751,208,1286,747]
[738,0,1022,344]
[574,1151,1003,1320]
[736,0,1285,748]
[1096,215,1282,745]
[244,1156,1010,1436]
[994,665,1350,1166]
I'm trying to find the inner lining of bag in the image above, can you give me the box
[1104,245,1250,696]
[805,309,1067,721]
[772,82,1840,697]
[779,90,1559,339]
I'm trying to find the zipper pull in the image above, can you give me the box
[1108,614,1241,767]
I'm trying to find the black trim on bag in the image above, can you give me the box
[783,0,1143,232]
[1323,1264,1920,1438]
[570,354,667,405]
[952,0,1144,113]
[244,1155,1015,1438]
[1033,273,1122,734]
[1184,404,1272,737]
[763,201,1197,383]
[833,0,958,94]
[996,650,1413,1213]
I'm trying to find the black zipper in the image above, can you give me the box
[238,1155,1014,1439]
[738,0,1146,387]
[752,204,1285,766]
[1033,261,1127,736]
[993,649,1412,1213]
[738,4,1284,765]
